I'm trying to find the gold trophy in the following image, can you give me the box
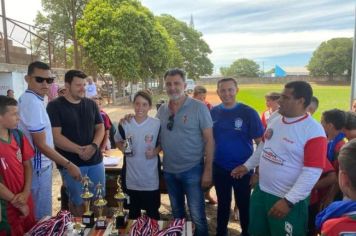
[81,175,94,227]
[94,182,108,229]
[112,176,128,234]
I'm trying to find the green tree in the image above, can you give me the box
[77,0,175,93]
[157,14,213,80]
[307,37,353,80]
[221,58,260,77]
[34,0,88,68]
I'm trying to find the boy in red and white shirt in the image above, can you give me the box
[261,92,280,129]
[0,95,35,236]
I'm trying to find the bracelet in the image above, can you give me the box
[90,143,98,150]
[283,198,294,208]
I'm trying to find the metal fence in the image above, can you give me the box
[0,15,70,67]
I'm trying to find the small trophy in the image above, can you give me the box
[124,136,134,157]
[81,175,94,227]
[94,182,108,229]
[112,176,128,232]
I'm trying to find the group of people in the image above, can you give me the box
[0,61,104,235]
[0,62,355,236]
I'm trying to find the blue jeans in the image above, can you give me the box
[31,164,52,220]
[60,162,105,206]
[214,164,251,236]
[163,163,208,236]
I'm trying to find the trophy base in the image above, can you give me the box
[95,217,108,229]
[109,228,119,236]
[82,212,95,227]
[115,213,128,229]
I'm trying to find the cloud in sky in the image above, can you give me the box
[4,0,355,72]
[142,0,355,71]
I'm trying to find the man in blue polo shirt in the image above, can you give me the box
[211,78,264,236]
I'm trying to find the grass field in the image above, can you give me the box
[204,83,351,121]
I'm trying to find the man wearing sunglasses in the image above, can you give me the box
[156,68,214,236]
[18,61,82,220]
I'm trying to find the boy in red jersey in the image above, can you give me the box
[261,92,280,129]
[0,95,35,236]
[316,139,356,235]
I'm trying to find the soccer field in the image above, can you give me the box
[205,83,350,121]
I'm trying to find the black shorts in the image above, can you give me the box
[126,189,161,220]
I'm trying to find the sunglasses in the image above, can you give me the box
[167,114,175,131]
[34,76,55,84]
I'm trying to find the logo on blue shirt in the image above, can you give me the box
[234,118,243,130]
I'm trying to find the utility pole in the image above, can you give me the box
[1,0,10,63]
[350,6,356,108]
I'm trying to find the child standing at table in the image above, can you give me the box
[115,90,161,220]
[0,96,36,236]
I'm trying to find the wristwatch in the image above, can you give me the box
[90,143,98,150]
[283,198,294,208]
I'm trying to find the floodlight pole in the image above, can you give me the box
[1,0,10,63]
[351,6,356,108]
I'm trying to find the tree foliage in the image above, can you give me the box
[220,58,260,77]
[156,14,213,80]
[76,0,175,89]
[307,37,353,80]
[34,0,88,68]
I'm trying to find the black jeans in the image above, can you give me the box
[214,164,251,236]
[126,189,161,220]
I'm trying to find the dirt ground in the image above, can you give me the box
[51,91,243,235]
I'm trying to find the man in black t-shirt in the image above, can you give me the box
[47,70,105,216]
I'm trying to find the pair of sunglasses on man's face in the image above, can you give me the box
[33,76,55,84]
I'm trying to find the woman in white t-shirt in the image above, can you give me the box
[115,90,161,220]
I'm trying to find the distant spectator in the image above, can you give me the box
[85,76,97,98]
[261,92,280,128]
[193,85,213,110]
[193,85,216,205]
[343,111,356,141]
[48,82,59,101]
[352,99,356,112]
[306,96,319,115]
[93,96,111,151]
[6,89,14,98]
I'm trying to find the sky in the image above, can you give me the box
[4,0,355,74]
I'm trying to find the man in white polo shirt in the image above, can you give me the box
[233,81,327,236]
[18,61,81,220]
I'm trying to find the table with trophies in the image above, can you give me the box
[61,175,192,236]
[28,142,192,235]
